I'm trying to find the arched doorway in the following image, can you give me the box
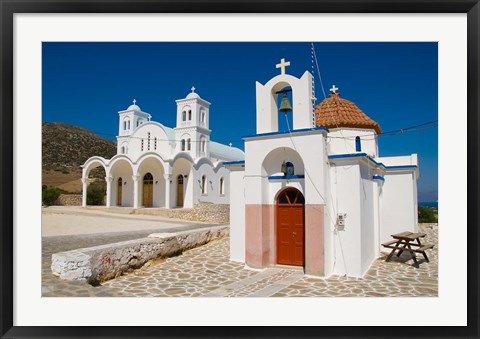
[177,175,184,207]
[117,177,123,206]
[143,173,153,207]
[276,187,305,266]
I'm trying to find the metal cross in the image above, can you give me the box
[133,99,136,105]
[191,86,196,93]
[276,58,291,75]
[330,85,339,94]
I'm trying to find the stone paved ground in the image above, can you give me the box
[43,225,438,297]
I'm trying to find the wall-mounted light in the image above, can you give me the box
[170,180,173,184]
[184,175,188,178]
[124,182,127,185]
[155,181,158,184]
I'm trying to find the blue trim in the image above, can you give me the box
[372,175,385,181]
[243,127,328,140]
[328,153,418,171]
[268,175,305,180]
[223,160,245,165]
[385,165,417,169]
[328,153,367,159]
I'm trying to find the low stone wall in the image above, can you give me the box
[54,194,82,206]
[51,225,229,284]
[134,203,230,224]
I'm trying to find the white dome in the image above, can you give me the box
[127,104,141,111]
[186,92,200,99]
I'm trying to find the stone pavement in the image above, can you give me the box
[43,225,438,297]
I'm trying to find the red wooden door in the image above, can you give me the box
[276,188,305,266]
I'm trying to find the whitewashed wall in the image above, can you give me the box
[229,167,246,262]
[379,171,419,248]
[327,128,378,157]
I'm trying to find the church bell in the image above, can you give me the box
[279,91,293,113]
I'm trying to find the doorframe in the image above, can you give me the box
[275,186,305,267]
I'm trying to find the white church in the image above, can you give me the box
[81,88,244,209]
[226,59,419,278]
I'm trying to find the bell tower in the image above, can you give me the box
[174,87,211,158]
[255,58,314,134]
[117,100,151,154]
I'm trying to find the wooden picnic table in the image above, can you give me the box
[381,231,434,268]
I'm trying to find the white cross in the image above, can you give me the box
[133,99,136,105]
[276,58,291,75]
[330,85,339,94]
[191,86,196,93]
[229,142,232,147]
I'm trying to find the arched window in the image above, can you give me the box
[201,111,206,124]
[181,139,186,151]
[220,177,225,195]
[136,120,139,127]
[182,111,186,121]
[187,138,191,151]
[201,138,206,153]
[123,121,127,130]
[188,110,192,120]
[201,175,207,194]
[127,120,130,130]
[355,136,362,152]
[121,146,125,154]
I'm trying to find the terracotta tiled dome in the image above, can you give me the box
[315,93,382,134]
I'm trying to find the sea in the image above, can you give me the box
[419,201,438,208]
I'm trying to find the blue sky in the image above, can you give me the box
[42,42,438,201]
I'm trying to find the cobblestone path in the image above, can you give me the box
[43,225,438,297]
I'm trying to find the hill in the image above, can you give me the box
[42,122,117,191]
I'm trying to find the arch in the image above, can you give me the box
[136,152,168,173]
[193,156,217,171]
[171,152,195,166]
[172,156,193,208]
[275,187,305,266]
[261,147,304,178]
[108,157,134,207]
[82,156,107,177]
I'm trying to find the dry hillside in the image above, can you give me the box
[42,122,116,191]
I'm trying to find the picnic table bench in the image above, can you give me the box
[381,231,434,268]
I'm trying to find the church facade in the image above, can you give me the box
[226,59,419,278]
[81,88,244,209]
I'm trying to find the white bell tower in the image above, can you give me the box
[174,87,211,158]
[117,100,151,154]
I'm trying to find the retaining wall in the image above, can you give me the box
[54,194,82,206]
[51,225,228,284]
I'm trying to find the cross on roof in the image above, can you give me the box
[276,58,291,75]
[229,142,233,147]
[133,99,136,105]
[330,85,339,94]
[191,86,196,93]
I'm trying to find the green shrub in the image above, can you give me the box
[42,187,63,206]
[87,184,105,205]
[418,206,438,223]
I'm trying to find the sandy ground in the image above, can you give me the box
[42,206,206,237]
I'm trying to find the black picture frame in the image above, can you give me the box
[1,1,478,338]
